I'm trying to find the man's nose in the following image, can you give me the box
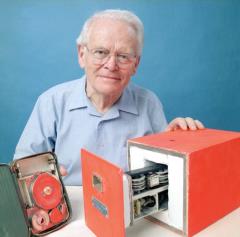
[103,55,119,71]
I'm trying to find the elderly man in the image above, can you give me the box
[14,9,204,185]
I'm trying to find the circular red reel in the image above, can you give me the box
[31,173,62,210]
[49,203,67,224]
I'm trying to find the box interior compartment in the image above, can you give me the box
[126,162,168,220]
[125,145,185,231]
[12,153,60,208]
[10,153,70,235]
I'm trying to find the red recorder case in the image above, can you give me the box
[0,152,72,237]
[81,128,240,237]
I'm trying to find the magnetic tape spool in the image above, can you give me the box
[31,172,63,210]
[132,175,146,192]
[31,209,50,232]
[49,203,68,224]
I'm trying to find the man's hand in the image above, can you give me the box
[165,117,204,131]
[59,165,68,177]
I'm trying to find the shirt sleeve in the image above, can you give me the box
[13,94,57,159]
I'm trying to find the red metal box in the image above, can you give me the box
[82,129,240,237]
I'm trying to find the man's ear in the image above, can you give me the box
[77,45,85,68]
[132,56,141,75]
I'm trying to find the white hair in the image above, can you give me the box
[76,9,144,56]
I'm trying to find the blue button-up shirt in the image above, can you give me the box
[14,76,167,185]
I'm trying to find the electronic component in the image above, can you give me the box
[132,174,146,193]
[147,172,160,188]
[134,195,157,218]
[127,164,168,194]
[126,164,168,221]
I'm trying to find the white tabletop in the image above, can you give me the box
[47,186,240,237]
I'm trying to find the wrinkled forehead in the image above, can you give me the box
[87,18,138,49]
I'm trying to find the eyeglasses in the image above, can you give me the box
[84,45,137,68]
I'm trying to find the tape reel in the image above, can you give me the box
[31,173,62,210]
[25,172,69,234]
[31,209,50,232]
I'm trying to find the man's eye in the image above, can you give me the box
[118,54,128,59]
[93,50,108,58]
[118,54,131,63]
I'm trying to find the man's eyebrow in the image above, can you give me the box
[91,46,134,54]
[92,46,109,50]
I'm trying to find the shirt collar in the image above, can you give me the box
[68,75,139,116]
[68,75,88,111]
[116,84,138,115]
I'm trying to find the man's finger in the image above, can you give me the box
[59,165,68,177]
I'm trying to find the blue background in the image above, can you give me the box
[1,0,240,163]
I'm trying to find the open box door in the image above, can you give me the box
[0,165,29,237]
[81,149,126,237]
